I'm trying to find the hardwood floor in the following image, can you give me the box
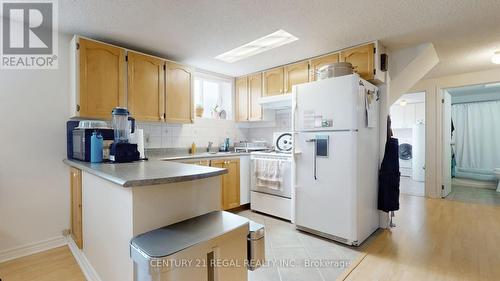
[0,246,85,281]
[1,196,498,281]
[343,194,500,281]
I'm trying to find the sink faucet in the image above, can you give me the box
[207,141,213,152]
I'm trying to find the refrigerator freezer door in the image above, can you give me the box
[293,74,359,132]
[294,131,358,241]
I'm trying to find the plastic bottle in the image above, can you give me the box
[224,138,230,152]
[91,131,103,163]
[191,142,197,155]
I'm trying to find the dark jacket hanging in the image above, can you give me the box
[378,116,400,212]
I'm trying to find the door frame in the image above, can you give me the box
[433,79,500,198]
[440,90,452,197]
[438,81,500,198]
[407,68,500,198]
[389,91,427,197]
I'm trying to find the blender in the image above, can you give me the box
[109,107,140,162]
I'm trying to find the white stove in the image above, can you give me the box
[234,141,268,153]
[250,151,292,157]
[250,132,293,220]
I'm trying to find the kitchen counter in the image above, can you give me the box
[63,158,227,187]
[157,151,251,161]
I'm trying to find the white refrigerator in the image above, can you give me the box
[292,74,380,246]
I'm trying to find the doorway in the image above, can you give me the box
[442,82,500,205]
[390,92,426,196]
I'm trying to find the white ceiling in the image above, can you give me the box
[55,0,500,77]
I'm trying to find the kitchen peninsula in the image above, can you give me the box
[63,159,227,281]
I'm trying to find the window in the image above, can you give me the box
[194,73,232,120]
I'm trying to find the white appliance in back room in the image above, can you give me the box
[250,132,293,220]
[292,74,380,246]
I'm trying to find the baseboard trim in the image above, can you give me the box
[227,203,250,213]
[67,238,102,281]
[0,235,67,263]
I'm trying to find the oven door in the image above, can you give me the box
[251,155,291,199]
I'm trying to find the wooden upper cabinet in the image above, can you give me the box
[309,53,339,81]
[70,167,83,249]
[263,67,284,96]
[165,62,193,123]
[212,159,240,210]
[284,61,309,94]
[127,52,165,122]
[248,73,263,121]
[78,38,126,119]
[340,43,375,81]
[235,77,249,122]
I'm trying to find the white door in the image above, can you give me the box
[294,131,357,240]
[442,91,452,197]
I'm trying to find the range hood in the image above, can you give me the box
[258,94,292,109]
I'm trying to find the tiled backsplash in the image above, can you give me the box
[137,118,249,149]
[137,109,292,149]
[246,109,292,145]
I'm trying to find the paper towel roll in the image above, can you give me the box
[130,129,145,159]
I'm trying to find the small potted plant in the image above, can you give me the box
[195,104,204,118]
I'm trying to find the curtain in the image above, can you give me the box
[451,100,500,181]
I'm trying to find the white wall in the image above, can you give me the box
[0,34,71,254]
[388,43,439,105]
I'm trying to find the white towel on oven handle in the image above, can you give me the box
[254,158,284,190]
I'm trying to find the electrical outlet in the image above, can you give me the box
[62,229,71,236]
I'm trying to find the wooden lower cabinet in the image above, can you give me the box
[70,167,83,249]
[211,159,240,210]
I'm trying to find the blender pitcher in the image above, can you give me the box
[111,107,135,143]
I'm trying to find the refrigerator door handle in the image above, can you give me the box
[305,139,317,180]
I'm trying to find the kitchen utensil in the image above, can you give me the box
[316,62,353,80]
[110,107,140,162]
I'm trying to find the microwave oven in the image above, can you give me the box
[67,121,114,162]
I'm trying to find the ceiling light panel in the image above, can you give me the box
[215,30,298,63]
